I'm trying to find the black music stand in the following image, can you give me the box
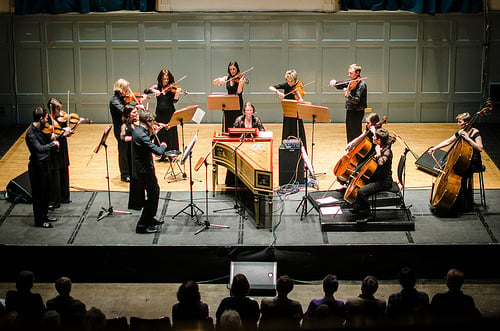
[207,94,240,131]
[166,105,198,180]
[172,131,204,221]
[193,151,230,235]
[94,125,131,221]
[296,144,317,220]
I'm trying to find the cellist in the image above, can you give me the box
[349,128,393,219]
[429,112,483,212]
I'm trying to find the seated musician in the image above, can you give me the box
[233,101,265,131]
[349,128,393,218]
[428,112,483,212]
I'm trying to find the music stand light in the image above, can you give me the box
[207,94,240,131]
[94,124,131,221]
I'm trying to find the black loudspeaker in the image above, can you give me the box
[230,261,277,296]
[279,140,305,186]
[5,171,32,203]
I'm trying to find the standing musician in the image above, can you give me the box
[428,112,483,212]
[25,107,60,228]
[120,104,142,211]
[110,78,145,182]
[268,69,307,150]
[329,64,367,143]
[144,69,182,159]
[349,128,393,219]
[346,113,381,151]
[47,98,74,209]
[131,110,167,234]
[213,61,247,132]
[233,101,265,131]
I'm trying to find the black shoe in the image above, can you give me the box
[61,199,72,204]
[136,225,160,234]
[37,222,53,228]
[151,218,164,225]
[128,205,142,211]
[48,203,61,210]
[46,217,57,222]
[121,176,131,182]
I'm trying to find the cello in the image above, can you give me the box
[430,101,492,210]
[334,116,388,182]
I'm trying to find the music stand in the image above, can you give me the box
[193,151,230,235]
[166,105,198,179]
[207,94,240,131]
[173,131,204,221]
[94,125,131,221]
[297,102,330,174]
[296,144,317,220]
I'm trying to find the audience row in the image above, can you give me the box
[0,267,484,331]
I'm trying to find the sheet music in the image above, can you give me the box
[192,107,205,124]
[320,206,343,215]
[316,196,339,205]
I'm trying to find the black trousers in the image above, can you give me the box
[28,160,51,226]
[136,171,160,226]
[128,176,145,210]
[356,181,389,212]
[116,138,129,179]
[346,109,364,143]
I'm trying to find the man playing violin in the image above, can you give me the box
[25,107,60,228]
[144,69,181,159]
[349,128,393,219]
[213,61,247,132]
[47,98,74,209]
[269,69,307,150]
[329,64,367,143]
[131,110,167,234]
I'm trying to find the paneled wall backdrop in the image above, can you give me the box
[1,11,499,125]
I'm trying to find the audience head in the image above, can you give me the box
[276,275,294,297]
[230,273,250,297]
[41,310,60,331]
[361,275,379,296]
[0,311,21,331]
[398,267,417,290]
[220,309,242,331]
[177,280,201,305]
[67,300,87,326]
[15,270,35,292]
[83,307,106,331]
[322,274,339,296]
[55,276,72,297]
[446,268,465,291]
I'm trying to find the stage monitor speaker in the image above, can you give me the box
[279,141,305,186]
[230,261,277,296]
[5,171,32,203]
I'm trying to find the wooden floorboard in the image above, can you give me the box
[1,123,499,192]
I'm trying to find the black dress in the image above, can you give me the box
[224,78,244,132]
[145,86,180,151]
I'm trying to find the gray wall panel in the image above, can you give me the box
[16,48,43,94]
[79,22,106,41]
[47,22,73,42]
[422,47,449,92]
[48,48,75,93]
[80,48,107,93]
[0,48,11,93]
[389,47,416,92]
[455,46,482,93]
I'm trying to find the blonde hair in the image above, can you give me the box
[113,79,129,94]
[456,112,471,122]
[285,70,298,81]
[349,63,361,74]
[243,101,255,114]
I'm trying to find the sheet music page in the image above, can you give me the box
[192,108,205,124]
[258,131,273,138]
[320,206,343,215]
[316,196,339,205]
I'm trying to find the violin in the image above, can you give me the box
[292,81,305,101]
[124,91,149,104]
[228,73,249,85]
[42,121,63,136]
[57,111,80,125]
[163,84,188,95]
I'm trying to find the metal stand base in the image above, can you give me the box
[97,206,131,222]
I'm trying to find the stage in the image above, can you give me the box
[1,123,500,283]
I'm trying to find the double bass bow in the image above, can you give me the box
[430,101,493,210]
[333,116,388,182]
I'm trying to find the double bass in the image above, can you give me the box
[333,116,388,182]
[430,101,492,210]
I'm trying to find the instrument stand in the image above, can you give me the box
[296,143,316,220]
[207,94,240,132]
[213,135,247,216]
[97,143,131,221]
[194,156,229,235]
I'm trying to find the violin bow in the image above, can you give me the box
[162,75,187,94]
[283,80,315,98]
[226,66,254,84]
[331,76,368,87]
[392,132,419,160]
[66,90,70,127]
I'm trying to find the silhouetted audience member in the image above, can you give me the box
[216,274,260,331]
[41,310,61,331]
[171,280,210,331]
[345,275,386,328]
[259,275,303,331]
[83,307,106,331]
[0,299,5,318]
[386,267,430,326]
[219,309,242,331]
[431,269,482,325]
[302,274,346,330]
[46,276,87,328]
[5,270,46,330]
[0,311,22,331]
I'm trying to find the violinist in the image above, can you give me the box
[268,69,307,150]
[144,69,181,159]
[329,64,367,143]
[131,110,167,234]
[349,128,393,219]
[429,112,483,212]
[213,61,246,132]
[120,104,143,211]
[47,98,73,209]
[25,107,60,228]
